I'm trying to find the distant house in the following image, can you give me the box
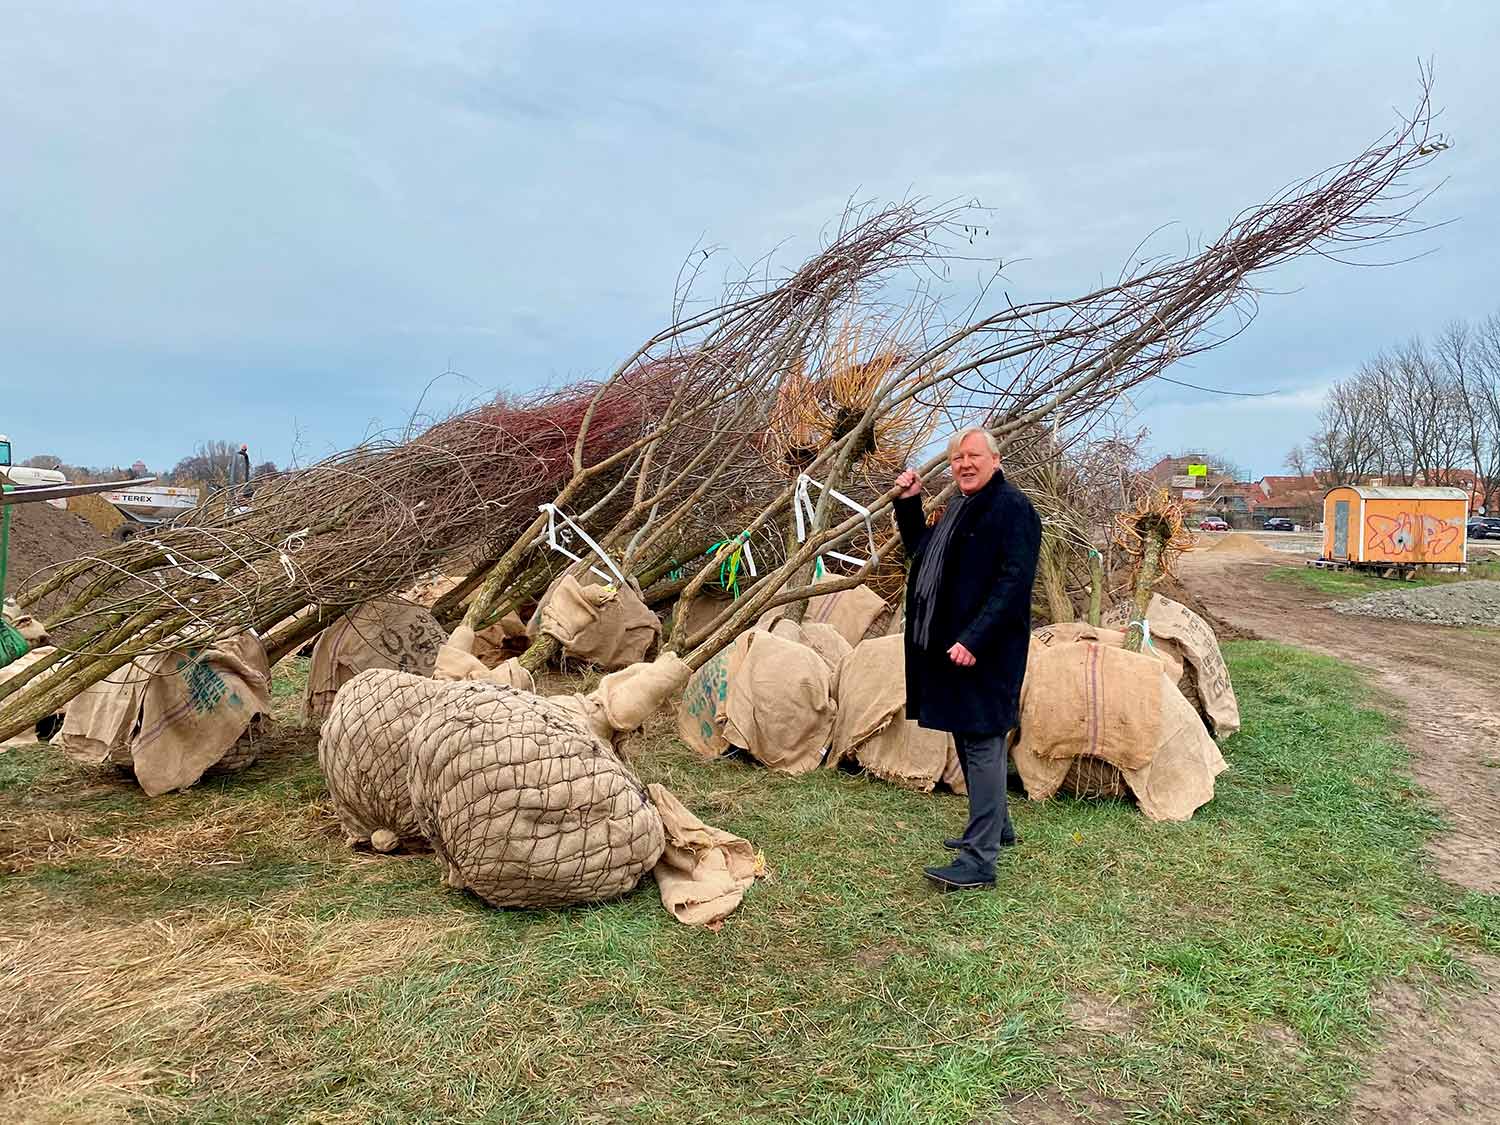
[1250,475,1324,528]
[1142,454,1250,522]
[1420,469,1488,513]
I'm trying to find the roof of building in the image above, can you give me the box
[1257,474,1324,498]
[1256,492,1322,512]
[1327,485,1471,501]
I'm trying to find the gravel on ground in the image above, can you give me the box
[1329,579,1500,629]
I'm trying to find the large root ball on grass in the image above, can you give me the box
[318,669,459,850]
[406,685,665,908]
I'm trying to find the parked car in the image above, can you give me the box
[1263,517,1295,531]
[1468,516,1500,539]
[1198,517,1229,531]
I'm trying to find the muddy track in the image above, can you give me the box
[1180,552,1500,895]
[1179,550,1500,1123]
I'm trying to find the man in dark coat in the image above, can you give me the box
[893,428,1041,891]
[229,444,250,501]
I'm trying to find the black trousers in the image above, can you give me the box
[955,730,1016,878]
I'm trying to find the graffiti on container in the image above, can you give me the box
[1365,513,1463,560]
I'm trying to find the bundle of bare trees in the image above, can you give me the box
[0,80,1450,743]
[1292,310,1500,508]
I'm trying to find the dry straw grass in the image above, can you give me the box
[0,795,343,877]
[0,895,473,1121]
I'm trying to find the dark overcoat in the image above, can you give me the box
[895,471,1041,735]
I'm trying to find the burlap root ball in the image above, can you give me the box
[318,669,463,851]
[406,684,665,908]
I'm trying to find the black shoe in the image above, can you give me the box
[942,833,1019,850]
[923,861,995,892]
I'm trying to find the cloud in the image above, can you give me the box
[2,2,1498,476]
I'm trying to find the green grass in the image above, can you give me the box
[2,643,1497,1123]
[1267,558,1500,599]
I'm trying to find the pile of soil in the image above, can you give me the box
[66,493,126,536]
[1094,561,1258,643]
[2,502,109,591]
[1154,573,1258,641]
[1331,580,1500,629]
[1208,532,1273,556]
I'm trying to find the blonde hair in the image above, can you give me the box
[946,427,1000,458]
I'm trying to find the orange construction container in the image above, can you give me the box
[1322,485,1469,566]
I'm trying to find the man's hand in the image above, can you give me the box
[947,642,976,667]
[894,469,922,499]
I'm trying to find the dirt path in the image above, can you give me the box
[1181,551,1500,893]
[1179,549,1500,1123]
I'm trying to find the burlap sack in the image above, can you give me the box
[723,628,834,774]
[793,621,852,690]
[828,634,961,793]
[432,626,535,692]
[765,618,852,699]
[1104,595,1239,737]
[2,597,48,646]
[0,646,62,748]
[647,783,758,927]
[761,580,888,648]
[129,633,273,797]
[406,684,665,908]
[677,649,732,759]
[317,669,469,850]
[1017,642,1162,776]
[534,575,660,670]
[1031,622,1185,683]
[593,653,691,733]
[59,660,153,765]
[303,599,448,721]
[399,573,466,608]
[471,613,528,667]
[1119,681,1228,821]
[552,653,692,752]
[1014,639,1226,821]
[62,635,270,790]
[673,591,733,649]
[806,582,887,646]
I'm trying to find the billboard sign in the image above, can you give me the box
[1186,463,1208,477]
[1182,488,1206,500]
[1169,475,1195,488]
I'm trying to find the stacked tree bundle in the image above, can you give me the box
[0,82,1448,747]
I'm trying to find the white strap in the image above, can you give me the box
[277,528,309,583]
[539,504,626,586]
[150,541,222,583]
[794,474,874,568]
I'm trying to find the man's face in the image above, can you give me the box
[951,433,1000,495]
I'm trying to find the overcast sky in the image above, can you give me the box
[3,1,1497,480]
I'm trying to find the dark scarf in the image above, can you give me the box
[910,493,970,651]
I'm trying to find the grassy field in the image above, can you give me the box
[3,644,1498,1124]
[1266,558,1500,599]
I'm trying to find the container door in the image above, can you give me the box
[1333,500,1350,558]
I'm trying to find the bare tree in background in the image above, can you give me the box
[167,440,241,485]
[1283,444,1311,478]
[1441,316,1500,510]
[1304,327,1497,497]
